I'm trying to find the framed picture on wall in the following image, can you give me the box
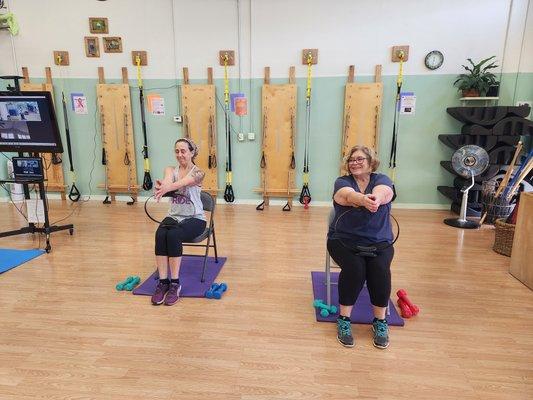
[103,37,123,53]
[89,17,109,34]
[84,36,100,58]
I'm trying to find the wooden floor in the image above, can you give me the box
[0,200,531,400]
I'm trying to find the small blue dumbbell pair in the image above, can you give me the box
[313,299,338,317]
[116,276,141,291]
[205,282,228,299]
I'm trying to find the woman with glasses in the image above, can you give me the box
[327,145,395,349]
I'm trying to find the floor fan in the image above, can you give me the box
[444,145,489,229]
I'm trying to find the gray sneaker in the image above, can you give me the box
[372,318,389,349]
[337,318,354,347]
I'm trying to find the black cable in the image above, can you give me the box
[49,102,99,226]
[0,183,28,221]
[0,181,42,250]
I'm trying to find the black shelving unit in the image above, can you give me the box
[438,104,532,217]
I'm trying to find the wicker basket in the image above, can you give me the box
[493,218,515,257]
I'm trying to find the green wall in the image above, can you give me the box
[1,73,532,205]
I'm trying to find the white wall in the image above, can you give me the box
[0,0,531,80]
[0,0,176,79]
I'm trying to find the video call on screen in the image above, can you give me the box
[0,95,59,147]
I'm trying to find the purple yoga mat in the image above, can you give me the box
[133,256,226,297]
[311,271,404,326]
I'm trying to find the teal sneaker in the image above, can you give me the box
[372,318,389,349]
[336,317,354,347]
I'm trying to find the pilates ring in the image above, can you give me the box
[333,207,400,257]
[144,191,191,224]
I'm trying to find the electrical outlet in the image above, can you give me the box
[173,116,182,123]
[248,132,255,141]
[516,101,532,119]
[237,133,245,142]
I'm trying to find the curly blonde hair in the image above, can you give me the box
[343,145,380,174]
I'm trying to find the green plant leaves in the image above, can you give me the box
[454,56,499,95]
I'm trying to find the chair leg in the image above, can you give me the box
[212,228,219,263]
[326,251,332,307]
[201,234,211,283]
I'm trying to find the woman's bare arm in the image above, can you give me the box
[333,187,365,207]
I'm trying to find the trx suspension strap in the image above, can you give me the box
[136,55,153,191]
[57,54,80,202]
[389,51,405,185]
[282,110,297,211]
[223,53,235,202]
[299,51,313,208]
[256,113,267,211]
[208,115,217,169]
[123,104,135,205]
[100,105,111,204]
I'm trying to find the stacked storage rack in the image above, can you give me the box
[438,104,532,217]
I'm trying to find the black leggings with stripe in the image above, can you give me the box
[327,239,394,307]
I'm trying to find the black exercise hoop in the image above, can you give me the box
[333,207,400,256]
[144,192,191,224]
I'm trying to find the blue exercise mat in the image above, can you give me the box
[0,248,45,274]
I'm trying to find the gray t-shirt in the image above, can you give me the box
[167,165,206,222]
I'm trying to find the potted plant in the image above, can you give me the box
[454,56,499,97]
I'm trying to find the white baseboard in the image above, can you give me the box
[1,193,450,210]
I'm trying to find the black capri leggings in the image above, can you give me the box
[155,217,206,257]
[327,239,394,308]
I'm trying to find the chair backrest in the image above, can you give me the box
[328,208,335,226]
[200,191,216,212]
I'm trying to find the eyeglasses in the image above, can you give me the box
[348,156,368,164]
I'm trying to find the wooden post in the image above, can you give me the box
[348,65,355,83]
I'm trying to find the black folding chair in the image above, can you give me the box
[182,191,218,282]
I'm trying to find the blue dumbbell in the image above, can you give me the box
[205,283,220,298]
[313,299,338,317]
[123,276,140,291]
[212,283,227,299]
[116,276,136,291]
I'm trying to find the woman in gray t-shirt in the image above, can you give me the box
[151,138,206,306]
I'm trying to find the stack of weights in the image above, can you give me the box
[438,104,533,222]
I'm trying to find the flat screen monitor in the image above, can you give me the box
[0,91,63,153]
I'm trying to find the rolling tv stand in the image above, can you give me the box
[0,178,73,253]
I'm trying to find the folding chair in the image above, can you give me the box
[182,191,218,282]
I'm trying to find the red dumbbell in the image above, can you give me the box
[396,289,420,316]
[396,298,412,318]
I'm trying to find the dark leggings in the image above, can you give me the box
[327,239,394,307]
[155,217,206,257]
